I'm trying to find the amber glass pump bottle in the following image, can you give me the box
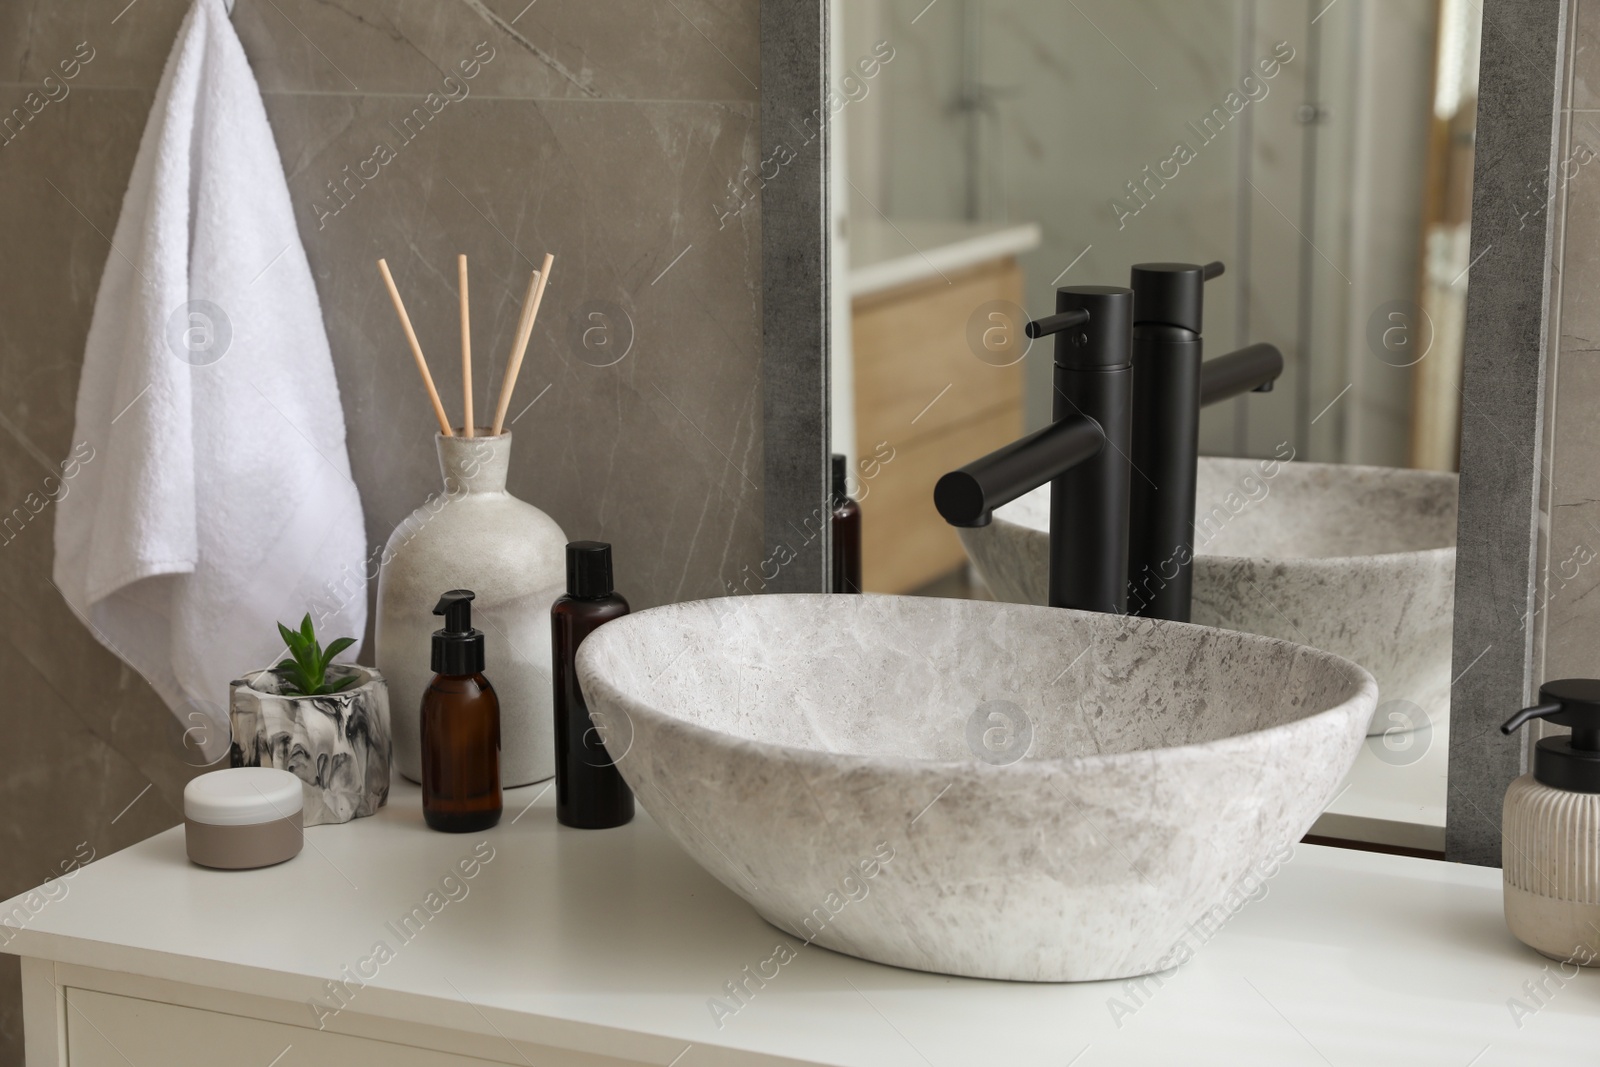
[551,541,633,828]
[421,589,502,833]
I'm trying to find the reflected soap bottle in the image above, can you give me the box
[831,454,862,594]
[421,589,502,833]
[551,542,633,829]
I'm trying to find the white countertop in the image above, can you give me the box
[848,218,1042,297]
[3,780,1590,1065]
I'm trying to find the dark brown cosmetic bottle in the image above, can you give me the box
[831,454,862,594]
[551,541,633,829]
[421,589,502,833]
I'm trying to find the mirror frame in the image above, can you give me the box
[761,0,1566,867]
[1448,0,1571,866]
[760,1,832,594]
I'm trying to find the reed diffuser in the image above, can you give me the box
[372,253,567,787]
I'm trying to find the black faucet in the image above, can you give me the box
[1126,262,1280,621]
[933,262,1283,620]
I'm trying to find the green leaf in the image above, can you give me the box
[291,644,316,682]
[325,674,360,693]
[270,613,359,695]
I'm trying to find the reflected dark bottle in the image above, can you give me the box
[831,454,862,594]
[552,541,634,829]
[421,589,502,833]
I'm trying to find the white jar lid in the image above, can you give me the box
[184,768,304,826]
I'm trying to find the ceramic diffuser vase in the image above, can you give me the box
[377,431,566,785]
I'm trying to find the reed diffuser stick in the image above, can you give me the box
[458,254,474,438]
[490,269,539,435]
[377,258,453,437]
[491,253,555,435]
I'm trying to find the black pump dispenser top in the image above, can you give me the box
[832,454,850,506]
[1502,678,1600,793]
[567,541,615,600]
[431,589,485,675]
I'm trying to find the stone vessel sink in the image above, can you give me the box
[576,594,1375,982]
[960,458,1456,735]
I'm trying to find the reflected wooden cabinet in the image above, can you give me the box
[852,257,1025,593]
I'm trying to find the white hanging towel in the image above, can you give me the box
[53,0,367,762]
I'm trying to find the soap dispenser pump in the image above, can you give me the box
[421,589,502,833]
[1499,679,1600,966]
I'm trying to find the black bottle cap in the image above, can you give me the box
[1130,260,1224,334]
[832,453,850,505]
[1501,679,1600,793]
[567,541,614,599]
[431,589,485,675]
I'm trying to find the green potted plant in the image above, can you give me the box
[229,614,391,825]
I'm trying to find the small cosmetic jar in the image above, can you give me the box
[184,767,304,869]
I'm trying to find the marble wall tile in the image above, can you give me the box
[0,2,764,1060]
[2,0,759,102]
[1573,0,1600,108]
[0,1,191,88]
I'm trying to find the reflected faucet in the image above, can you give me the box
[933,262,1283,621]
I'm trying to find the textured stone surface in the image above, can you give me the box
[229,666,391,826]
[376,433,566,787]
[961,458,1457,737]
[576,593,1375,982]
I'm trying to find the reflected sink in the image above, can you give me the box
[961,458,1457,735]
[576,594,1375,981]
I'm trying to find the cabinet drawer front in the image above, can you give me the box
[64,988,636,1067]
[852,258,1025,447]
[860,406,1023,593]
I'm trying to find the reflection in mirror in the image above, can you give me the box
[829,0,1482,855]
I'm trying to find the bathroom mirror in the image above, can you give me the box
[814,0,1487,856]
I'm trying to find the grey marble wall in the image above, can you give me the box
[0,0,761,1058]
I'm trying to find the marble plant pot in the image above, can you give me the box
[230,665,391,826]
[959,457,1457,736]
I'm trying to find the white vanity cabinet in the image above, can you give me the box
[5,782,1594,1065]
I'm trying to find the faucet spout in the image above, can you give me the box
[1198,343,1284,406]
[934,415,1105,527]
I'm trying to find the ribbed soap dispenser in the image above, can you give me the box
[1500,679,1600,965]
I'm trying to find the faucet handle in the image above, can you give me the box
[1130,261,1224,333]
[1024,308,1090,339]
